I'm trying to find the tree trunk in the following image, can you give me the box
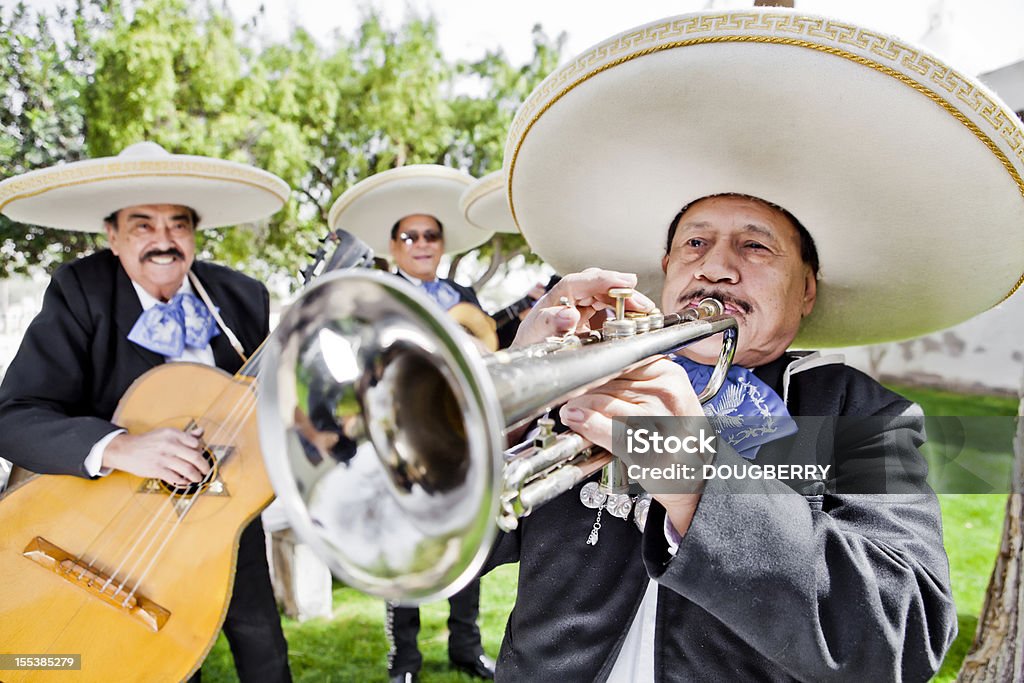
[957,374,1024,681]
[472,235,505,291]
[448,252,466,282]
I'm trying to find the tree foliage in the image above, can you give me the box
[0,0,111,274]
[0,0,562,287]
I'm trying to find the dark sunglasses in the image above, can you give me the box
[398,230,442,245]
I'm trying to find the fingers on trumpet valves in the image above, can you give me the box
[546,269,654,312]
[536,303,581,338]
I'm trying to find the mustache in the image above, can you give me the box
[677,288,753,315]
[141,248,185,262]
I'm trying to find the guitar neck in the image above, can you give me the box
[491,296,534,327]
[491,275,561,327]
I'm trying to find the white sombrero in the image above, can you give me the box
[328,165,494,255]
[505,9,1024,347]
[460,170,518,234]
[0,141,289,231]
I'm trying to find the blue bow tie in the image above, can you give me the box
[672,355,797,459]
[422,279,461,310]
[128,292,220,358]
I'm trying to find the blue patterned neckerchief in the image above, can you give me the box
[422,279,461,310]
[671,355,797,459]
[128,291,220,358]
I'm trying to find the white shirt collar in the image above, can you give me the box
[395,267,438,287]
[130,277,193,311]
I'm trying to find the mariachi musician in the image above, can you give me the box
[471,7,1024,680]
[328,165,497,683]
[0,142,292,682]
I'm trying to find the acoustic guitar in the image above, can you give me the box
[0,232,388,681]
[0,361,271,682]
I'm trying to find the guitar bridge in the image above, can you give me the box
[22,536,171,632]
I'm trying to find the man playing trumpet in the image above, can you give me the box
[481,7,1024,681]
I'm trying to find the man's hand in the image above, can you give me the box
[517,282,549,321]
[512,268,656,347]
[558,357,708,538]
[102,426,210,486]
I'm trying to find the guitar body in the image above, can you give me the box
[0,363,274,683]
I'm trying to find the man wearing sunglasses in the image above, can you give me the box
[389,214,482,311]
[384,213,496,683]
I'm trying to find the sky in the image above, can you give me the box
[215,0,1024,77]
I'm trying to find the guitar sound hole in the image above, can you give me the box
[159,446,218,497]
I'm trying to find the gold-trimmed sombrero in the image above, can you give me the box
[328,165,494,255]
[504,9,1024,347]
[0,141,289,231]
[460,170,518,234]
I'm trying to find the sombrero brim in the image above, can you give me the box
[0,155,289,231]
[505,9,1024,347]
[460,171,519,234]
[328,165,494,255]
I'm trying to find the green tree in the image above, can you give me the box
[244,11,459,283]
[0,0,563,289]
[0,0,109,275]
[83,0,306,280]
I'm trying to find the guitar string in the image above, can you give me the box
[83,432,217,594]
[105,369,260,599]
[112,345,268,599]
[91,372,254,594]
[95,348,267,597]
[105,386,254,599]
[119,368,264,604]
[76,414,218,581]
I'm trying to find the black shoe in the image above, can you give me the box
[449,654,495,679]
[389,673,418,683]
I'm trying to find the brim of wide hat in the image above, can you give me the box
[504,9,1024,348]
[328,165,494,255]
[460,171,519,234]
[0,155,289,231]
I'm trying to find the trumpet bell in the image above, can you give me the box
[257,270,504,603]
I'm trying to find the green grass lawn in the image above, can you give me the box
[889,383,1017,682]
[202,385,1016,682]
[201,565,519,683]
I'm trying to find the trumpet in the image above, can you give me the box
[257,270,737,602]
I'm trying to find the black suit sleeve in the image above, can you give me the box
[641,404,957,681]
[0,266,122,477]
[482,528,521,573]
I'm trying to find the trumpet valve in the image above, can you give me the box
[625,311,652,334]
[603,318,636,338]
[647,308,665,330]
[605,287,638,338]
[608,287,634,320]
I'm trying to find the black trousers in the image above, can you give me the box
[387,578,484,675]
[188,518,292,682]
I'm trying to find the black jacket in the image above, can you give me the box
[395,272,482,308]
[488,355,957,682]
[0,249,269,476]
